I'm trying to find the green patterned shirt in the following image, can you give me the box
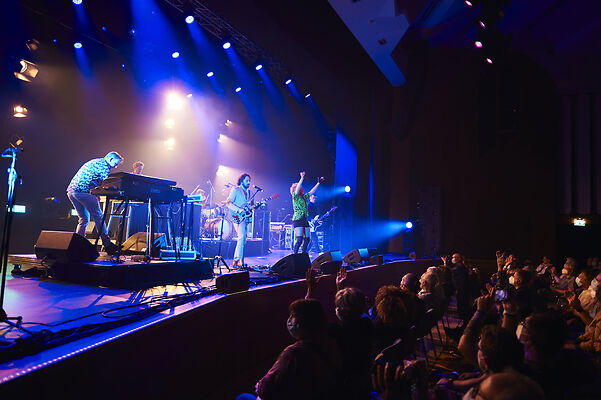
[292,193,309,221]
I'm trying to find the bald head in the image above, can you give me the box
[479,371,545,400]
[400,273,420,295]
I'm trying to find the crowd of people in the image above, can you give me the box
[236,252,601,400]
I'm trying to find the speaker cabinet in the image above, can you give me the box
[342,248,377,264]
[34,231,99,263]
[270,253,311,278]
[216,271,250,293]
[311,251,342,274]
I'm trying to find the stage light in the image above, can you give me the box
[72,0,82,4]
[71,209,78,217]
[465,0,473,6]
[479,20,486,29]
[52,39,57,43]
[14,60,38,82]
[186,93,193,98]
[255,64,263,71]
[405,222,413,229]
[207,71,214,77]
[185,15,194,24]
[166,92,184,110]
[73,42,82,49]
[474,41,483,48]
[344,186,351,193]
[305,93,311,98]
[130,28,136,35]
[235,87,241,93]
[171,51,180,59]
[121,64,126,69]
[26,39,40,52]
[218,134,226,143]
[225,120,233,127]
[574,218,586,227]
[13,106,28,118]
[101,26,107,31]
[222,41,231,49]
[164,137,176,150]
[216,165,228,177]
[285,79,292,85]
[486,58,493,64]
[11,205,26,214]
[165,118,176,129]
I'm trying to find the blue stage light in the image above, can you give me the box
[222,41,231,49]
[305,93,311,98]
[285,79,292,85]
[344,186,351,193]
[255,64,263,71]
[130,28,136,35]
[207,71,214,77]
[52,39,57,43]
[405,222,413,229]
[73,42,82,49]
[172,52,180,59]
[72,0,82,4]
[185,15,194,24]
[101,26,107,31]
[235,87,242,93]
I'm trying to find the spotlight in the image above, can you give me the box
[218,134,226,143]
[464,0,473,6]
[486,58,493,64]
[121,64,126,69]
[14,60,38,82]
[164,137,176,150]
[479,20,486,29]
[13,106,28,118]
[73,42,82,49]
[474,40,483,48]
[101,26,107,31]
[186,93,193,98]
[225,120,233,127]
[285,79,292,85]
[305,93,311,98]
[405,222,413,229]
[52,39,57,43]
[172,51,180,59]
[130,28,136,35]
[344,185,351,193]
[72,0,82,4]
[166,92,184,110]
[574,218,586,227]
[255,64,263,71]
[207,71,214,77]
[165,119,176,129]
[222,41,231,49]
[185,15,194,24]
[235,87,241,93]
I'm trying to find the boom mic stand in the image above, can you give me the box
[214,203,230,275]
[0,145,33,335]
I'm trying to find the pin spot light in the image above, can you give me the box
[573,218,586,227]
[305,93,311,98]
[474,41,483,48]
[13,106,28,118]
[171,51,180,59]
[72,0,82,4]
[225,120,233,127]
[207,71,214,77]
[73,42,83,49]
[465,0,473,6]
[14,60,38,82]
[130,28,136,35]
[235,87,241,93]
[164,137,175,150]
[185,15,194,24]
[222,41,231,49]
[218,134,226,143]
[255,64,263,71]
[164,119,175,129]
[285,79,292,85]
[479,20,486,29]
[405,222,413,229]
[486,58,493,64]
[344,186,351,193]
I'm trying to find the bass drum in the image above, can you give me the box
[204,218,234,240]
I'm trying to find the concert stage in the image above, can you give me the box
[0,251,433,399]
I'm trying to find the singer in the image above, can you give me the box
[290,171,324,254]
[225,173,252,267]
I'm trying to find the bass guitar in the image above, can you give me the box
[309,206,338,232]
[230,194,280,224]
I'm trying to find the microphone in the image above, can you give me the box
[253,184,264,192]
[224,183,232,188]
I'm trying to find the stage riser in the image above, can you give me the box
[0,260,433,399]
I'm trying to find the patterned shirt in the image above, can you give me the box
[292,193,309,221]
[67,158,111,193]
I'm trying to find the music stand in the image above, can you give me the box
[0,144,33,335]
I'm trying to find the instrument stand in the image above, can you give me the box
[213,208,230,275]
[0,146,34,336]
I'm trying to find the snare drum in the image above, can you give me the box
[204,218,234,240]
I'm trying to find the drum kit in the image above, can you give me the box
[189,184,235,240]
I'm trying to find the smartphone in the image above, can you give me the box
[494,289,508,302]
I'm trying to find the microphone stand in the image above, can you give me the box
[0,146,33,334]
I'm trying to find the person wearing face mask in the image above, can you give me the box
[254,299,342,400]
[578,282,601,356]
[568,272,601,326]
[551,257,577,295]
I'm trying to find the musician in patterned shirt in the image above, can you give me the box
[67,152,123,254]
[226,173,252,267]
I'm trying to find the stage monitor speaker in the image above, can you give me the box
[216,271,250,293]
[34,230,99,263]
[122,232,166,252]
[320,260,342,275]
[343,248,377,264]
[311,250,342,270]
[270,253,311,278]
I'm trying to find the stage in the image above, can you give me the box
[0,250,433,399]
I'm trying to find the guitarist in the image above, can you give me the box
[290,172,324,254]
[226,173,253,267]
[307,194,323,254]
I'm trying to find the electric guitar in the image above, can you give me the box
[230,194,280,224]
[309,206,338,232]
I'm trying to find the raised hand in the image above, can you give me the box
[318,176,325,183]
[300,171,306,178]
[305,268,320,299]
[336,267,348,290]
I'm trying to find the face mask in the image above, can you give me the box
[287,317,300,339]
[452,258,460,264]
[562,268,568,275]
[591,280,599,291]
[576,277,583,287]
[509,276,516,286]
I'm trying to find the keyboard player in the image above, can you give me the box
[67,152,123,255]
